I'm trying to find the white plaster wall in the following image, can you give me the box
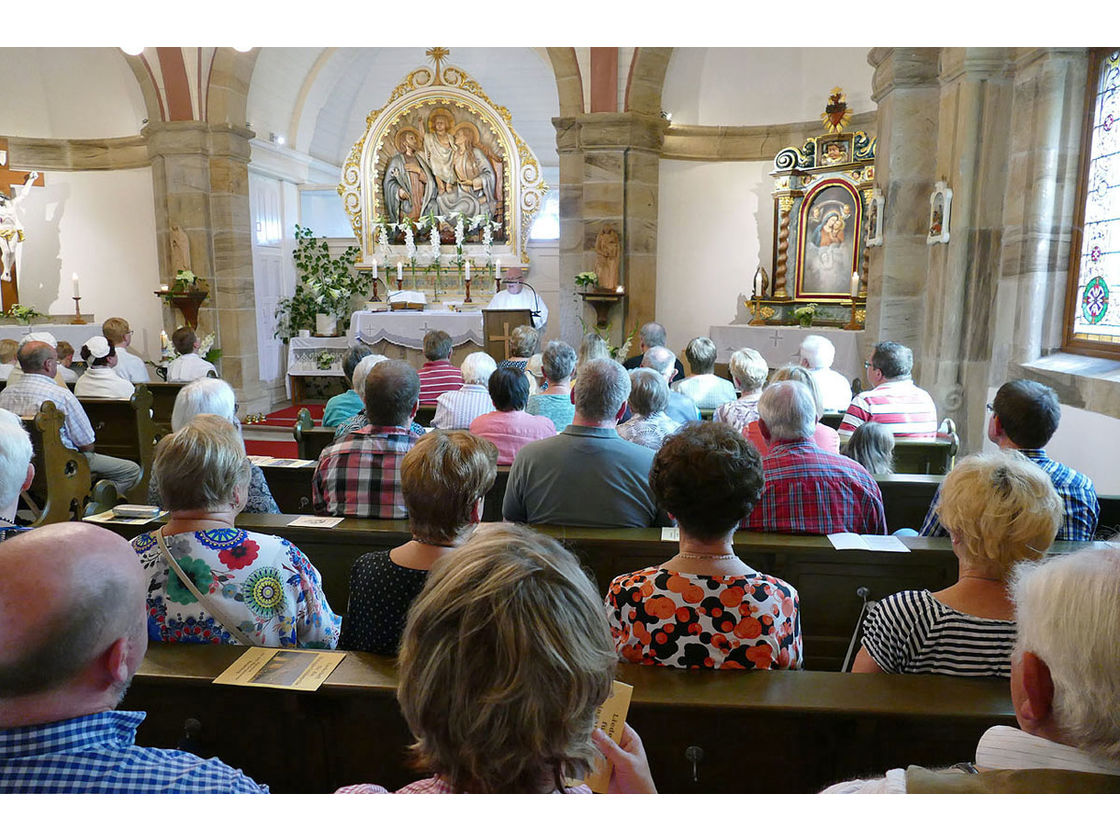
[663,48,875,126]
[656,159,774,355]
[0,48,146,138]
[16,169,161,361]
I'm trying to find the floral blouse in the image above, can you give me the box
[131,528,341,649]
[605,565,803,670]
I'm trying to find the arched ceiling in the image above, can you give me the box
[247,47,560,174]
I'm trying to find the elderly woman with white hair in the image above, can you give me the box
[0,411,33,541]
[713,347,769,434]
[431,351,497,430]
[333,353,427,440]
[853,450,1063,678]
[146,378,280,514]
[74,336,135,400]
[617,368,681,451]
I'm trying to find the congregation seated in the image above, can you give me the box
[148,378,279,514]
[339,431,497,655]
[616,368,681,451]
[503,358,665,528]
[417,329,463,404]
[622,321,685,382]
[844,420,895,475]
[332,354,427,441]
[0,339,16,381]
[337,523,655,794]
[607,422,802,670]
[0,412,34,541]
[74,336,135,399]
[469,367,555,465]
[0,523,268,792]
[745,380,885,535]
[102,316,150,383]
[745,365,839,456]
[0,339,141,495]
[920,379,1098,541]
[8,332,67,388]
[322,346,371,427]
[55,340,78,383]
[165,326,217,382]
[838,340,937,440]
[641,346,699,425]
[314,359,421,518]
[798,334,852,412]
[498,324,539,374]
[525,339,577,432]
[827,545,1120,793]
[132,415,339,648]
[853,451,1061,678]
[431,351,496,430]
[673,336,737,410]
[712,346,767,433]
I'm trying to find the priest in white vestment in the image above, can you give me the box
[487,269,547,330]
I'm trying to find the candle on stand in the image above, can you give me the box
[850,271,860,298]
[755,271,762,298]
[465,261,471,281]
[495,259,501,279]
[372,258,378,279]
[397,261,403,280]
[72,273,80,298]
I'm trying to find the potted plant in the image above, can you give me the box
[574,271,599,290]
[6,304,44,326]
[277,224,369,340]
[793,302,818,327]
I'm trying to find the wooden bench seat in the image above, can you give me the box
[24,400,91,524]
[78,385,157,503]
[122,642,1014,794]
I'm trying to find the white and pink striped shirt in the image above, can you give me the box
[838,379,937,439]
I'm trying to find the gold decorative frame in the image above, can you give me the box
[338,51,547,267]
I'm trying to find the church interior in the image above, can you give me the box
[2,32,1120,802]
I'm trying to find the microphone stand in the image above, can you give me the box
[502,279,543,327]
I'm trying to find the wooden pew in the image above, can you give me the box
[24,400,91,524]
[259,463,317,514]
[293,408,335,461]
[820,411,844,429]
[876,473,941,532]
[1097,494,1120,539]
[146,381,186,437]
[862,432,958,475]
[122,642,1014,794]
[77,385,157,503]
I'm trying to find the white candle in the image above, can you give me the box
[160,283,169,292]
[465,261,471,281]
[397,262,403,280]
[72,273,80,298]
[372,258,378,279]
[495,259,501,279]
[850,271,860,298]
[755,271,762,298]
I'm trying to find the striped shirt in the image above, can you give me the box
[312,425,420,518]
[417,359,463,404]
[0,372,95,448]
[744,439,886,535]
[920,448,1099,542]
[861,589,1016,678]
[0,711,267,793]
[838,379,937,438]
[431,383,494,430]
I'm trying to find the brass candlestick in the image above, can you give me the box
[464,278,472,303]
[71,296,87,325]
[748,295,767,326]
[843,294,862,330]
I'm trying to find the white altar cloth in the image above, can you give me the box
[708,325,863,382]
[286,336,352,378]
[349,310,484,350]
[0,323,105,349]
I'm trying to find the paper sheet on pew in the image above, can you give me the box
[571,680,633,794]
[661,527,680,541]
[84,509,165,526]
[213,647,347,692]
[288,515,344,528]
[827,533,911,552]
[248,456,316,468]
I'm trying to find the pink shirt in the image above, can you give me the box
[744,420,840,457]
[469,410,556,465]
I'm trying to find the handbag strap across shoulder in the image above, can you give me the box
[154,528,256,647]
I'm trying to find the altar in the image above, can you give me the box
[708,325,864,383]
[0,322,104,349]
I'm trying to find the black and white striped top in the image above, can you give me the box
[861,589,1015,678]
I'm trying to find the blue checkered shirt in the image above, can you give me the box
[0,710,267,793]
[920,448,1099,541]
[0,373,95,449]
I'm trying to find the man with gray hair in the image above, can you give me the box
[798,334,852,412]
[623,321,685,381]
[617,369,681,451]
[641,346,700,425]
[839,340,937,440]
[674,336,738,410]
[503,358,664,527]
[745,380,884,535]
[825,546,1120,793]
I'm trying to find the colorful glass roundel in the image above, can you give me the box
[1082,276,1109,325]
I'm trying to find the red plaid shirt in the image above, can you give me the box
[312,425,419,518]
[745,439,886,535]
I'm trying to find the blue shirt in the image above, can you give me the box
[0,710,268,793]
[919,448,1099,542]
[322,390,365,428]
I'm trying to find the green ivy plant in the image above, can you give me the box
[275,225,369,341]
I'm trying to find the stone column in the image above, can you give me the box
[144,121,267,411]
[553,112,667,350]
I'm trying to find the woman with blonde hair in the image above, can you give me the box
[744,365,840,455]
[337,523,656,794]
[853,450,1063,677]
[339,430,498,654]
[713,347,768,434]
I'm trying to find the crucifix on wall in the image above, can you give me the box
[0,140,46,311]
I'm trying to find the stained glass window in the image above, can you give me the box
[1067,50,1120,351]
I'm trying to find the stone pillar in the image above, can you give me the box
[144,121,267,411]
[865,49,941,361]
[552,112,666,350]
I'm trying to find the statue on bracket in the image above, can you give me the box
[594,224,620,292]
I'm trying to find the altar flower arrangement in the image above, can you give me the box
[5,303,44,326]
[793,302,818,327]
[315,350,335,370]
[171,269,209,295]
[574,271,599,290]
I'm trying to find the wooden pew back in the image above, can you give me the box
[77,385,156,503]
[24,400,91,524]
[146,381,186,437]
